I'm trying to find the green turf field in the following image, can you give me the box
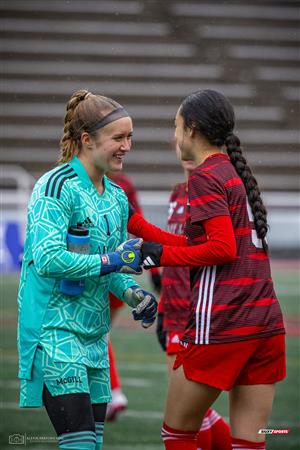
[0,264,299,449]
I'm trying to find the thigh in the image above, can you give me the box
[230,384,275,442]
[166,354,177,375]
[88,367,112,405]
[92,403,107,423]
[164,364,221,431]
[43,385,95,436]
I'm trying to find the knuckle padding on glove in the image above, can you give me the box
[135,296,152,314]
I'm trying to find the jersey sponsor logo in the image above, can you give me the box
[56,376,83,385]
[78,217,94,227]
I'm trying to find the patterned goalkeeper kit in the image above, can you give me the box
[18,157,137,406]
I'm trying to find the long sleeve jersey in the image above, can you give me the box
[17,157,137,379]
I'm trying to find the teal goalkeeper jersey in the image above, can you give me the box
[17,157,137,379]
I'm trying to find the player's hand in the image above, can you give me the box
[100,238,143,276]
[156,313,167,351]
[141,242,163,269]
[130,288,158,328]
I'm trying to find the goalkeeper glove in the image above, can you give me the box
[124,286,157,328]
[141,242,163,269]
[156,313,167,351]
[100,238,143,275]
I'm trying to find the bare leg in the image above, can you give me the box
[164,364,221,431]
[166,354,176,375]
[230,384,275,442]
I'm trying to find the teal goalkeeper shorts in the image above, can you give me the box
[20,346,112,408]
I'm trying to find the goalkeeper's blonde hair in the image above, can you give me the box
[59,90,122,164]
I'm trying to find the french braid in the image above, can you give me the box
[59,90,90,164]
[225,133,268,252]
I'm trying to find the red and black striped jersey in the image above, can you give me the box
[160,183,191,332]
[108,172,142,214]
[182,153,285,344]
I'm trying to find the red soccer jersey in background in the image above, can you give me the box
[108,172,142,214]
[183,153,285,344]
[107,172,142,308]
[160,183,190,333]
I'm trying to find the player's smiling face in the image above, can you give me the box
[89,116,133,173]
[174,109,194,162]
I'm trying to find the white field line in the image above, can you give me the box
[0,377,153,389]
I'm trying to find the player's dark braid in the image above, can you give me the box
[225,133,268,252]
[59,90,90,164]
[59,90,122,164]
[180,89,269,252]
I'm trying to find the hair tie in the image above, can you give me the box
[225,132,240,147]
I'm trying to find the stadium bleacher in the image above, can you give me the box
[1,0,299,192]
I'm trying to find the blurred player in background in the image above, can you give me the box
[157,146,231,450]
[106,170,161,421]
[17,90,157,450]
[140,89,286,450]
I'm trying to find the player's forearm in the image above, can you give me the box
[160,238,236,267]
[161,215,236,267]
[142,215,237,268]
[34,245,101,279]
[128,212,187,246]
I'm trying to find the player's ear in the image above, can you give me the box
[188,126,196,138]
[81,132,93,147]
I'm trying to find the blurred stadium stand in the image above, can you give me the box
[1,0,299,263]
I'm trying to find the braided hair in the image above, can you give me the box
[180,89,269,252]
[59,90,122,164]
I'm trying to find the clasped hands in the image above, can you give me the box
[100,238,161,328]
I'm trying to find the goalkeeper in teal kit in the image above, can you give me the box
[17,90,157,450]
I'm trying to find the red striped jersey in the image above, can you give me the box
[108,171,142,307]
[108,172,142,214]
[182,153,285,344]
[161,183,191,332]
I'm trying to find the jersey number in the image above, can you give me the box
[246,200,264,249]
